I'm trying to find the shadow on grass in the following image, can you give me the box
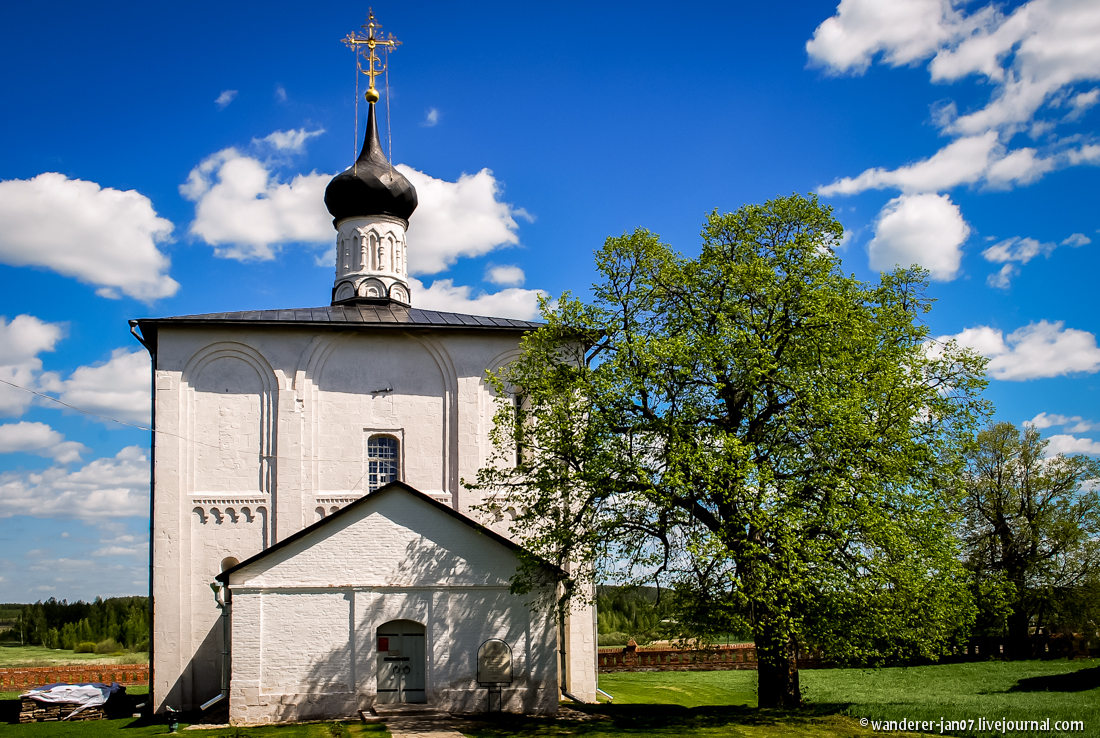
[464,702,852,736]
[1009,665,1100,693]
[1,697,18,724]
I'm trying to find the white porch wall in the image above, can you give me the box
[224,488,558,723]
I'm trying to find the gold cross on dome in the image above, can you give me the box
[343,9,402,103]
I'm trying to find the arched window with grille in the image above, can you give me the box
[367,435,400,492]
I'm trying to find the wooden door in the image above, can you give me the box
[376,620,426,704]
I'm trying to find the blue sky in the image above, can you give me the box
[1,0,1098,602]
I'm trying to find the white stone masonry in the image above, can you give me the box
[333,215,411,304]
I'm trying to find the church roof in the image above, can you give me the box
[131,304,541,351]
[137,303,539,329]
[215,480,559,583]
[324,102,418,226]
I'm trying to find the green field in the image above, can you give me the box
[2,660,1097,737]
[467,660,1100,738]
[801,659,1100,733]
[0,645,148,668]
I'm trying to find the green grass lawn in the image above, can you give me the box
[802,659,1100,736]
[596,669,758,708]
[465,659,1100,738]
[465,708,888,738]
[2,660,1096,738]
[0,645,148,668]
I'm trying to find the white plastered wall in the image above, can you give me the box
[224,488,558,724]
[151,324,596,712]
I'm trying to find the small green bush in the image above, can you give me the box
[94,638,122,654]
[598,632,630,647]
[74,642,97,654]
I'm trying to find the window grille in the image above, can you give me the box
[367,435,400,492]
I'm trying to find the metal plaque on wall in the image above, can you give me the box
[477,638,513,685]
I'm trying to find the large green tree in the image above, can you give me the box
[469,194,988,708]
[962,422,1100,657]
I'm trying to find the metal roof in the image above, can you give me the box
[130,304,541,353]
[139,303,541,329]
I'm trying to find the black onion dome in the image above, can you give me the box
[325,103,418,225]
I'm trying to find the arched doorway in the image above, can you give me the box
[376,620,426,704]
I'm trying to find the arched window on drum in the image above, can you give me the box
[367,435,400,492]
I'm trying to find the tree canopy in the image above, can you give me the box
[468,194,989,708]
[962,422,1100,656]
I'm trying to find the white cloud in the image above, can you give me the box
[0,173,178,301]
[91,546,141,557]
[868,193,970,280]
[810,0,1100,136]
[485,264,526,287]
[0,422,87,464]
[1067,144,1100,165]
[1029,412,1098,432]
[930,0,1100,136]
[811,0,1100,196]
[819,133,998,196]
[215,90,238,109]
[0,446,149,522]
[940,320,1100,380]
[1045,434,1100,456]
[981,233,1091,287]
[806,0,986,75]
[275,85,287,102]
[40,348,150,426]
[398,166,532,275]
[983,237,1055,265]
[410,278,545,321]
[0,314,63,367]
[422,108,440,127]
[183,136,532,272]
[0,314,64,417]
[984,147,1057,189]
[1066,89,1100,120]
[818,132,1059,196]
[180,145,332,261]
[986,264,1015,289]
[254,128,325,153]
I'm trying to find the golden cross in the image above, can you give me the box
[343,9,401,103]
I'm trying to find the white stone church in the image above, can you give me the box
[132,99,596,724]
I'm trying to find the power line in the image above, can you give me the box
[0,377,422,492]
[0,376,153,433]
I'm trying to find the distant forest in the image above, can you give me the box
[596,585,755,646]
[596,585,672,642]
[0,597,149,651]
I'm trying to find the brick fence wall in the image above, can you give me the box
[0,664,148,691]
[599,634,1096,674]
[599,644,757,673]
[598,643,824,673]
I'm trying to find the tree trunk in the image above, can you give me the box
[755,628,802,709]
[1006,601,1032,660]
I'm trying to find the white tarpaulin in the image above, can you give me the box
[22,682,122,719]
